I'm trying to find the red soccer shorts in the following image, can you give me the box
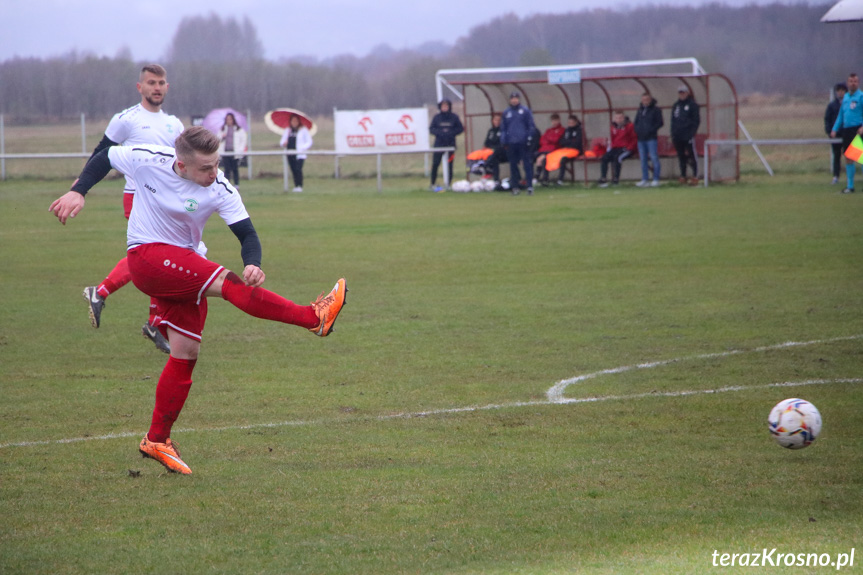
[127,243,224,342]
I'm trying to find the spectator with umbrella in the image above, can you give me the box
[279,114,313,192]
[218,112,247,187]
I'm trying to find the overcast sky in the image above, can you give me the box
[1,0,826,62]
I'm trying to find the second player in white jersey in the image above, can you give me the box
[81,64,185,354]
[105,105,184,194]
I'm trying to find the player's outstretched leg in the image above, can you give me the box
[219,274,347,336]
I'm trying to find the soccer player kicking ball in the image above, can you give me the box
[50,127,347,475]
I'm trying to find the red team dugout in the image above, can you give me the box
[440,58,739,185]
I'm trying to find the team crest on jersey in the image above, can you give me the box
[183,198,198,212]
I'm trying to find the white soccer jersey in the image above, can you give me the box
[107,145,249,252]
[104,104,184,193]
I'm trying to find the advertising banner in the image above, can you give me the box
[334,108,429,154]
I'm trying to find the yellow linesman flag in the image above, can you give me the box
[845,134,863,164]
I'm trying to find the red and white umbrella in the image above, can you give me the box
[264,108,318,137]
[202,108,249,135]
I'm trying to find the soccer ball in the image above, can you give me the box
[451,180,471,192]
[768,398,822,449]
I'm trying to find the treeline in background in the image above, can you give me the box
[0,3,855,121]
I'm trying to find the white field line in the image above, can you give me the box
[2,336,860,449]
[546,335,863,403]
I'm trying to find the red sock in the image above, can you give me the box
[148,298,159,326]
[96,257,132,299]
[220,272,319,329]
[147,356,196,444]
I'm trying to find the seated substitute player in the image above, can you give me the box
[482,112,508,184]
[49,127,348,475]
[597,111,637,187]
[82,64,184,354]
[534,113,565,186]
[544,114,584,185]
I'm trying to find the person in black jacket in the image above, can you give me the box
[825,82,847,185]
[501,91,537,195]
[634,93,664,187]
[670,85,701,185]
[429,99,464,191]
[483,113,508,183]
[553,115,584,185]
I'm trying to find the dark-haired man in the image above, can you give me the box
[501,91,537,195]
[830,73,863,194]
[634,92,664,187]
[670,85,700,185]
[482,113,508,185]
[597,111,636,187]
[81,64,184,353]
[429,99,464,191]
[825,82,847,185]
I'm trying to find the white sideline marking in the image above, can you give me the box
[1,335,860,449]
[546,335,863,403]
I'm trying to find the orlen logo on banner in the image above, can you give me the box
[385,114,417,146]
[347,116,375,148]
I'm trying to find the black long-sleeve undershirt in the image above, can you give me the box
[71,148,112,195]
[91,134,118,159]
[228,218,262,268]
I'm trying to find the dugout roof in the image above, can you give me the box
[436,59,739,182]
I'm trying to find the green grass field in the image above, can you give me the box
[1,172,861,574]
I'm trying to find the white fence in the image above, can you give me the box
[0,114,453,191]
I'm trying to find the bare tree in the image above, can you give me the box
[165,13,264,63]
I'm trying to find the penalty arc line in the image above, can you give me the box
[1,335,860,449]
[546,334,863,403]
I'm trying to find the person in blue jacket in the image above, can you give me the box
[824,82,847,185]
[830,73,863,194]
[429,99,464,191]
[500,91,537,195]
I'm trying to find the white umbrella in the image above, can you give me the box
[821,0,863,23]
[202,108,249,135]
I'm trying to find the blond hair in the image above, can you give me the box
[174,126,219,161]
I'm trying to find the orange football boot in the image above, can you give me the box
[139,435,192,475]
[309,278,347,337]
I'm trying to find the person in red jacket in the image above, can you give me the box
[597,111,637,187]
[534,113,565,186]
